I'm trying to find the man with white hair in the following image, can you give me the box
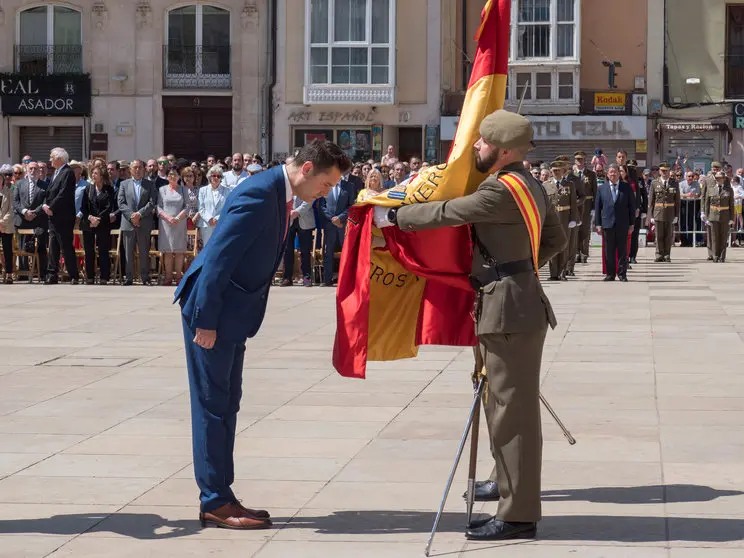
[43,147,79,284]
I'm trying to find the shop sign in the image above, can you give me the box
[733,103,744,129]
[660,122,728,133]
[527,115,647,141]
[90,133,108,152]
[635,140,648,152]
[0,73,92,116]
[594,92,626,113]
[287,109,376,124]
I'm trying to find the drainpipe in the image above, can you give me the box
[461,0,468,91]
[261,0,277,161]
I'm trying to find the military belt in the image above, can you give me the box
[711,205,729,211]
[556,205,571,212]
[657,203,675,208]
[584,196,594,201]
[469,258,534,290]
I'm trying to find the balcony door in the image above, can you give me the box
[165,5,231,89]
[18,6,82,74]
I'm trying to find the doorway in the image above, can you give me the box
[397,127,423,163]
[163,96,232,161]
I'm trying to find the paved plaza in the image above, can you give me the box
[0,246,743,557]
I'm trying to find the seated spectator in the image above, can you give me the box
[158,169,188,286]
[195,165,229,247]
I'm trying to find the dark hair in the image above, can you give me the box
[293,140,351,175]
[91,166,112,188]
[253,155,264,165]
[267,160,280,168]
[207,154,216,160]
[616,150,628,156]
[107,160,120,169]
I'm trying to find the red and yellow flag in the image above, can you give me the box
[333,0,511,379]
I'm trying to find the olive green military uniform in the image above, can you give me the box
[575,167,598,263]
[700,167,729,260]
[703,178,735,262]
[563,170,585,275]
[648,177,681,261]
[544,177,578,280]
[395,156,566,525]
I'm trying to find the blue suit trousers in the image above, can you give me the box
[182,316,245,512]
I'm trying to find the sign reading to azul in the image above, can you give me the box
[0,74,92,116]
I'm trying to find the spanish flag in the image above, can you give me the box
[333,0,510,379]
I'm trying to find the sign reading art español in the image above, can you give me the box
[0,74,92,116]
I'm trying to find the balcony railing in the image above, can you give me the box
[15,44,83,74]
[163,45,231,89]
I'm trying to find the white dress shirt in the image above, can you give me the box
[282,165,293,204]
[222,169,248,188]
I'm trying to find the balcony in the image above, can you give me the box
[303,85,395,105]
[163,45,231,89]
[15,45,83,75]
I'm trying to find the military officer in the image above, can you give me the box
[648,162,681,262]
[556,156,584,277]
[701,162,726,261]
[544,161,578,280]
[702,171,735,262]
[374,109,567,541]
[573,151,598,264]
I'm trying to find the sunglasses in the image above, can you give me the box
[22,159,32,163]
[158,160,168,165]
[210,174,221,179]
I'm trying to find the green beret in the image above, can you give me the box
[479,110,534,149]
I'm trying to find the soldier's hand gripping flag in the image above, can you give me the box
[333,0,511,378]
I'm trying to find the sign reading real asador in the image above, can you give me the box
[0,74,92,116]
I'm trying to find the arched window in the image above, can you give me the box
[17,5,82,74]
[165,4,231,89]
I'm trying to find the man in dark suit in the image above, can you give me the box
[12,161,49,280]
[318,175,354,285]
[174,140,351,529]
[595,163,636,281]
[43,148,79,284]
[118,160,156,285]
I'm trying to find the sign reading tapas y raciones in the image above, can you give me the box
[0,73,92,116]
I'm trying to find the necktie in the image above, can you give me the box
[284,200,293,242]
[612,184,618,201]
[134,182,140,205]
[28,181,34,204]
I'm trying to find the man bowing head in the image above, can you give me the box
[175,140,351,529]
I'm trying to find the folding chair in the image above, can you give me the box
[13,229,40,282]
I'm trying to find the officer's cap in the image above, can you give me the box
[479,110,534,149]
[555,155,570,162]
[715,171,725,178]
[658,163,671,170]
[574,151,586,159]
[711,161,722,169]
[550,161,563,170]
[628,159,638,168]
[651,165,659,171]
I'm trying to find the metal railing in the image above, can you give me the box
[162,45,231,89]
[15,44,83,74]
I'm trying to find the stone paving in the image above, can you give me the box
[0,246,743,557]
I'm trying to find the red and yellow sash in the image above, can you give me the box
[499,172,542,277]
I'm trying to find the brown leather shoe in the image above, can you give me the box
[235,501,271,518]
[199,503,272,530]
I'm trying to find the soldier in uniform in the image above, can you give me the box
[700,162,726,261]
[556,156,584,277]
[544,161,578,280]
[648,162,681,262]
[702,171,735,262]
[374,109,567,541]
[573,151,598,264]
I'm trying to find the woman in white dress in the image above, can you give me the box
[195,165,229,247]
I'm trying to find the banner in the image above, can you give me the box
[333,0,510,379]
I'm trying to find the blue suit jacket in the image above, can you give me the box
[594,180,636,231]
[174,166,288,343]
[319,178,354,226]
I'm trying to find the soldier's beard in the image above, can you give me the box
[475,148,501,173]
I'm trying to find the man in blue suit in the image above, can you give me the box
[174,141,351,529]
[318,174,355,286]
[594,163,637,282]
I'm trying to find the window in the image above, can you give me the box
[17,6,82,74]
[726,5,744,98]
[165,4,231,89]
[511,69,577,104]
[307,0,394,86]
[512,0,577,61]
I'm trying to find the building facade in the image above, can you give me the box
[0,0,267,163]
[274,0,443,163]
[647,0,741,170]
[443,0,649,165]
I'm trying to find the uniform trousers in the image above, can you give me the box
[182,317,245,512]
[655,220,674,258]
[577,204,593,260]
[566,226,578,273]
[710,221,730,260]
[478,327,546,522]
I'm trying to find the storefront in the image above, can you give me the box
[274,104,439,164]
[525,115,648,165]
[0,73,91,161]
[656,121,731,173]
